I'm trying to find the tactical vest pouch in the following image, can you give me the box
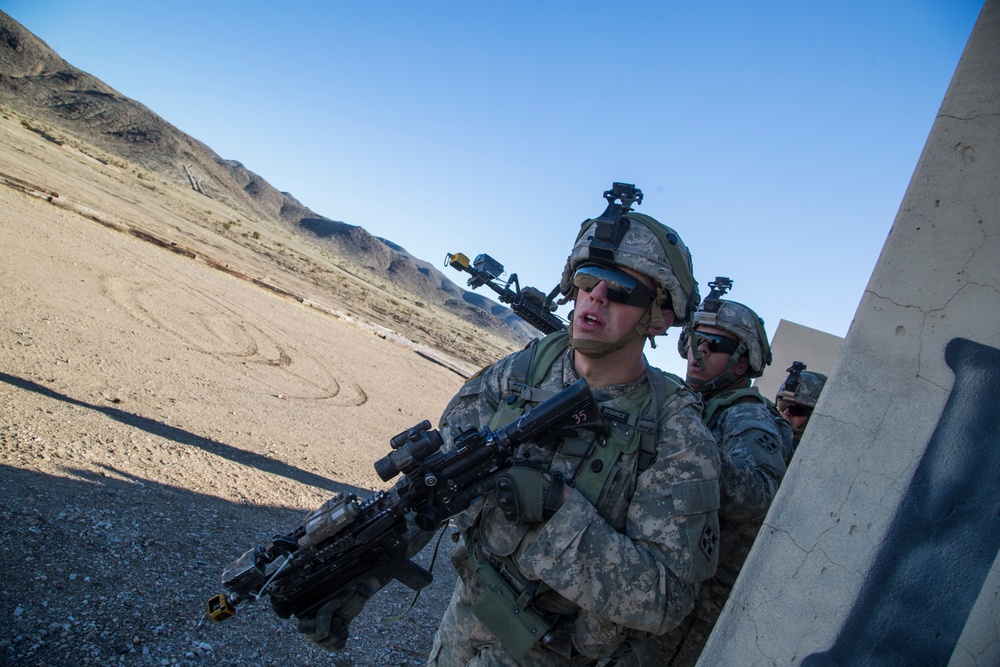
[470,557,554,659]
[574,428,639,503]
[479,505,531,557]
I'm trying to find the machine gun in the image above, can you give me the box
[444,252,567,335]
[207,378,603,625]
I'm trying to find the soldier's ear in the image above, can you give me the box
[734,355,750,377]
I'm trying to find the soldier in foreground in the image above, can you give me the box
[642,281,793,666]
[298,184,722,665]
[775,362,828,454]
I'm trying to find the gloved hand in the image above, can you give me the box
[494,465,566,524]
[295,572,386,651]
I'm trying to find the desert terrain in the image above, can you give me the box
[0,102,499,665]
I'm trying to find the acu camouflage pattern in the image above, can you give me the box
[426,337,721,666]
[776,369,828,409]
[559,213,700,327]
[642,389,793,666]
[776,368,828,446]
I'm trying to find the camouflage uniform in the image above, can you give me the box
[646,293,794,666]
[294,185,717,663]
[425,338,721,666]
[645,386,792,666]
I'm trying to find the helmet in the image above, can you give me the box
[776,362,828,408]
[678,298,772,377]
[559,184,700,328]
[676,277,771,392]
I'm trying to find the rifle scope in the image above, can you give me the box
[375,422,443,482]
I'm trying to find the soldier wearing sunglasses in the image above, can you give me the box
[641,283,794,666]
[426,188,723,666]
[775,362,828,454]
[297,184,723,665]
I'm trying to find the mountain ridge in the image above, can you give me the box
[0,10,539,355]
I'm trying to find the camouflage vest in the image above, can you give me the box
[467,331,684,658]
[487,331,682,504]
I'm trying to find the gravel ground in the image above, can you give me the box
[0,452,458,667]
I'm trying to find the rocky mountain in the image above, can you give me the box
[0,11,540,349]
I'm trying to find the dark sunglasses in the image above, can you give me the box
[687,330,740,356]
[573,265,656,309]
[778,401,813,417]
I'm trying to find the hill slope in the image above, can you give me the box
[0,10,540,361]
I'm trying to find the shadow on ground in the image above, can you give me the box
[0,463,452,666]
[0,371,343,494]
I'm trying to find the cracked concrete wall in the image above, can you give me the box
[698,2,1000,665]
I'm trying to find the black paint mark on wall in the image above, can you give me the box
[803,337,1000,666]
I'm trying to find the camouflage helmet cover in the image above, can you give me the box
[678,299,772,377]
[777,368,828,408]
[560,212,700,327]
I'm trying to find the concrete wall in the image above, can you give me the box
[755,319,844,402]
[699,2,1000,665]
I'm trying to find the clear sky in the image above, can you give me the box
[4,1,984,377]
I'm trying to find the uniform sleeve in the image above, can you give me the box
[715,402,788,522]
[437,356,510,442]
[517,392,721,636]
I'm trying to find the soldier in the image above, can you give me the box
[775,362,828,454]
[642,279,793,666]
[297,183,722,665]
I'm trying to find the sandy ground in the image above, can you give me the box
[0,111,495,665]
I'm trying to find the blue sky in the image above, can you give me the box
[4,1,984,376]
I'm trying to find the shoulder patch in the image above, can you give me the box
[728,417,781,440]
[700,522,718,560]
[755,432,780,453]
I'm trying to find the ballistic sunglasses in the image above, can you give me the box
[777,400,813,417]
[684,330,741,356]
[573,265,656,309]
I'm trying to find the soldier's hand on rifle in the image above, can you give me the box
[494,464,567,524]
[296,571,389,651]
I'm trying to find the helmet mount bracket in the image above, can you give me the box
[783,361,807,393]
[701,277,733,314]
[586,183,644,266]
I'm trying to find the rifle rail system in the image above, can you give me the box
[444,252,567,335]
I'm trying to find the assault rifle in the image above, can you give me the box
[207,378,602,625]
[444,252,567,335]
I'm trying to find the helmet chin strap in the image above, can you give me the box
[687,342,750,395]
[646,286,666,350]
[689,371,749,395]
[569,309,653,359]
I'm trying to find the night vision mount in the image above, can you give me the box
[783,361,807,392]
[583,182,644,267]
[604,182,643,214]
[701,277,733,313]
